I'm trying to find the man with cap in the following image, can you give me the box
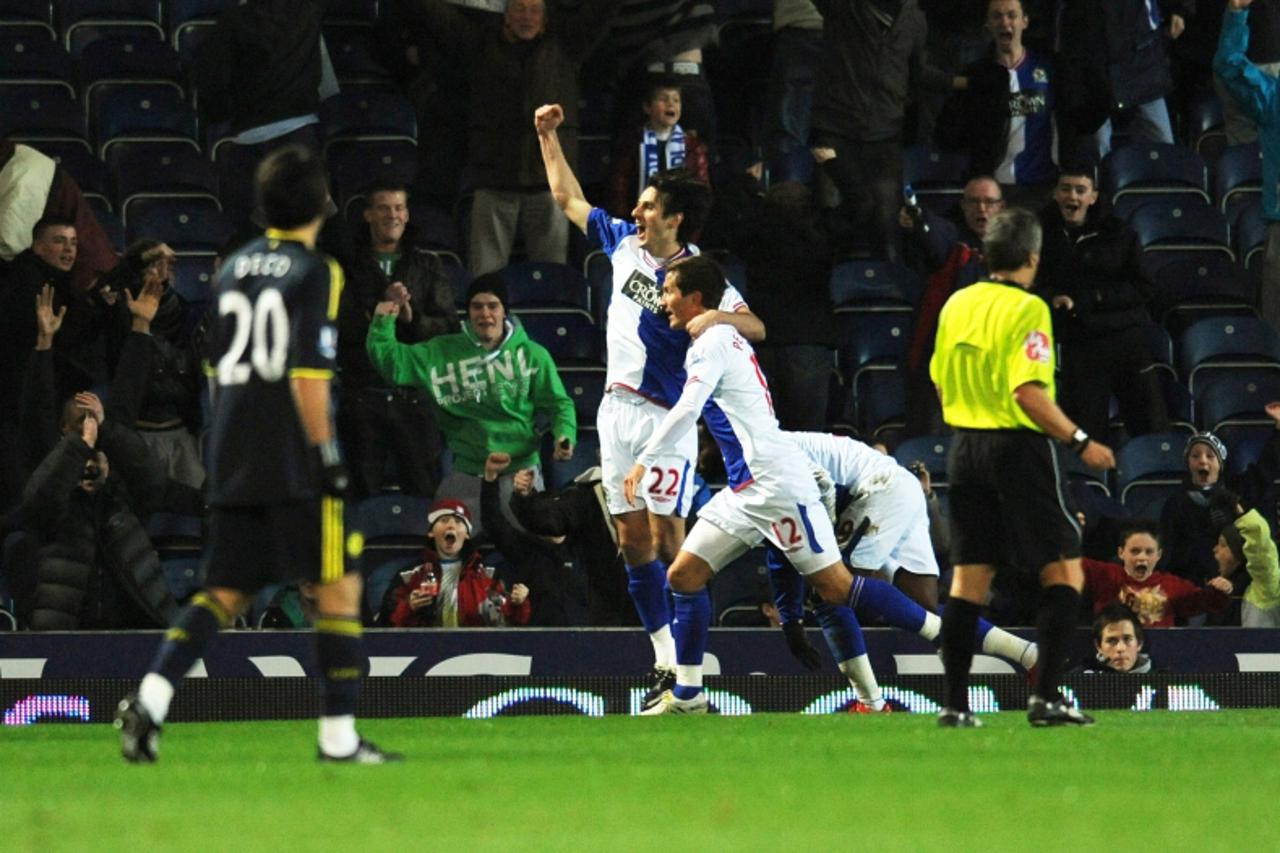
[383,496,531,627]
[366,271,577,533]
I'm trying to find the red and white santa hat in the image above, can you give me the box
[427,498,473,534]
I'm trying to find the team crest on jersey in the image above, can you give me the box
[1023,330,1050,363]
[621,269,663,312]
[318,326,337,360]
[1033,67,1048,84]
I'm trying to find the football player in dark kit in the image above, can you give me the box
[116,146,401,764]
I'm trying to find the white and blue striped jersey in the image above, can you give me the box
[638,324,810,494]
[996,48,1056,187]
[588,207,746,407]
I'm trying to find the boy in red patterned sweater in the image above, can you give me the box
[1082,520,1229,628]
[384,498,531,628]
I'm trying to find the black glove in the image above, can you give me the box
[1208,488,1241,531]
[781,620,823,671]
[313,440,350,498]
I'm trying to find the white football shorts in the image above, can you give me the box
[598,389,696,518]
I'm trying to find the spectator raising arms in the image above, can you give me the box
[365,272,576,534]
[382,496,530,628]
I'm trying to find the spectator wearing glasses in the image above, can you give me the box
[900,176,1003,437]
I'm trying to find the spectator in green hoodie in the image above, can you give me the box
[367,273,576,533]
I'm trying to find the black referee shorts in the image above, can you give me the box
[204,497,359,593]
[947,429,1082,571]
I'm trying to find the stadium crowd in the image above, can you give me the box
[3,0,1280,661]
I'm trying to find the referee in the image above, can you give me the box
[930,207,1115,728]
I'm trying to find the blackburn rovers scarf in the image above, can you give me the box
[640,125,686,193]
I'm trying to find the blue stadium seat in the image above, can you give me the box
[1234,199,1267,273]
[1145,253,1256,333]
[78,34,182,101]
[892,434,951,489]
[171,251,217,305]
[27,139,106,196]
[499,260,589,309]
[326,137,418,204]
[516,310,603,366]
[362,550,420,623]
[1188,87,1225,159]
[854,368,905,441]
[0,27,71,81]
[543,426,600,491]
[829,260,922,309]
[172,16,212,62]
[1195,370,1280,430]
[356,493,431,546]
[1101,141,1211,207]
[106,139,217,222]
[125,196,231,250]
[65,20,164,58]
[146,510,202,553]
[902,144,968,211]
[1128,198,1232,266]
[1214,142,1261,218]
[160,555,204,602]
[557,366,606,425]
[90,81,196,157]
[834,309,910,385]
[319,89,417,141]
[1114,431,1190,506]
[0,81,84,140]
[1178,316,1280,398]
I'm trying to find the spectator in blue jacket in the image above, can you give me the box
[1215,0,1280,330]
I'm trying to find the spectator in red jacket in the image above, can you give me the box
[384,498,530,627]
[604,76,711,219]
[1082,520,1229,628]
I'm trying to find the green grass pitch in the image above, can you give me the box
[5,710,1278,851]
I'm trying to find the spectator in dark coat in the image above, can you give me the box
[408,0,617,274]
[1054,0,1192,157]
[18,278,202,630]
[1035,166,1169,443]
[336,182,457,498]
[809,0,960,262]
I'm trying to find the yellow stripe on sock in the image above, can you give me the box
[314,617,362,638]
[191,592,233,628]
[321,496,345,584]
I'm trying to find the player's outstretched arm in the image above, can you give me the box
[1012,381,1116,470]
[535,103,591,234]
[684,306,766,342]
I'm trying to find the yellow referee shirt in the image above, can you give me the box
[929,280,1056,431]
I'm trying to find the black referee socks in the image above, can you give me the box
[941,597,982,712]
[1034,584,1081,701]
